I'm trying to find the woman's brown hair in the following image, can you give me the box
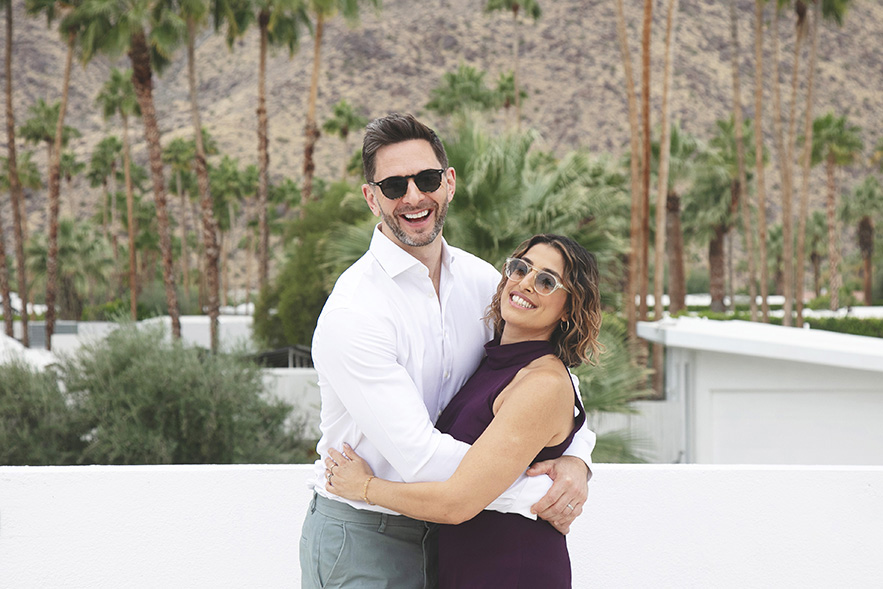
[485,234,603,368]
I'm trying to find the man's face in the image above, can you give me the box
[362,139,455,250]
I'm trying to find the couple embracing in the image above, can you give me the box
[299,113,602,588]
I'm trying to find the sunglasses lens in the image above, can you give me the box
[380,178,408,199]
[506,258,529,280]
[414,169,443,193]
[535,272,558,295]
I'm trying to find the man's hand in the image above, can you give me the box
[527,456,590,534]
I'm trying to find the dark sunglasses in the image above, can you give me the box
[504,257,569,296]
[369,168,447,200]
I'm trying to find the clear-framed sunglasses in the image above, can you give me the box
[504,257,569,296]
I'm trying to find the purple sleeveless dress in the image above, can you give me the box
[435,338,586,589]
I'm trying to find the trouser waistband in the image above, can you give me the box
[310,493,427,531]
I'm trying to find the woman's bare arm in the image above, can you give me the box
[325,362,574,524]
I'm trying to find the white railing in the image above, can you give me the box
[2,464,881,588]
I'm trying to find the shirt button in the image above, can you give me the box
[444,371,450,379]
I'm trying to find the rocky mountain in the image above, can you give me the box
[4,0,883,290]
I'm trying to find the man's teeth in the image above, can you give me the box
[403,210,430,220]
[511,294,535,309]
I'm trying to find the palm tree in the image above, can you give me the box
[650,0,679,394]
[795,0,853,326]
[638,0,653,325]
[766,223,785,296]
[217,0,308,308]
[25,219,114,321]
[484,0,541,130]
[87,135,123,240]
[767,0,796,325]
[74,0,184,338]
[840,176,882,306]
[3,0,30,345]
[0,156,12,336]
[209,155,252,307]
[95,67,141,320]
[322,98,367,180]
[805,210,827,298]
[301,0,379,205]
[730,0,757,321]
[493,71,526,128]
[808,112,863,310]
[684,118,756,313]
[26,0,84,350]
[425,65,500,117]
[753,0,770,322]
[59,150,85,217]
[615,0,643,341]
[651,124,699,316]
[163,137,196,297]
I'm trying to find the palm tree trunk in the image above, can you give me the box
[257,11,270,293]
[0,201,12,337]
[770,4,795,326]
[811,251,821,297]
[795,1,819,326]
[666,192,686,314]
[859,217,873,305]
[730,0,758,321]
[615,0,642,341]
[4,0,28,345]
[782,2,808,325]
[825,155,840,310]
[753,0,770,322]
[177,171,190,299]
[130,30,180,339]
[652,0,678,396]
[709,225,727,312]
[44,30,75,351]
[639,0,652,322]
[302,13,324,209]
[512,8,521,131]
[186,17,220,350]
[121,114,137,319]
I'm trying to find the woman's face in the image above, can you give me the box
[500,242,569,344]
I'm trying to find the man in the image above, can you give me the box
[300,113,594,588]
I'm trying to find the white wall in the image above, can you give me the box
[263,369,321,438]
[2,464,882,588]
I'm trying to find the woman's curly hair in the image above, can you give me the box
[485,234,603,368]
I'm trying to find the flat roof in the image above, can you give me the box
[637,317,883,373]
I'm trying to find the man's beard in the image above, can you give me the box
[381,198,449,248]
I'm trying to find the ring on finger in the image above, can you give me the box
[566,503,575,511]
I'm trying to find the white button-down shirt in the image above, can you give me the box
[310,227,595,517]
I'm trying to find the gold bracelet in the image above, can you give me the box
[362,476,376,505]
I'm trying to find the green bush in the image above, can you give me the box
[0,360,84,465]
[58,322,312,465]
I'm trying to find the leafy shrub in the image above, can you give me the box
[59,322,312,465]
[0,359,84,465]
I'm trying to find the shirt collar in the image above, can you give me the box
[369,224,455,278]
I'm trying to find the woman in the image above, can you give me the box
[324,234,602,588]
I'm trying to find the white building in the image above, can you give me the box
[635,317,883,465]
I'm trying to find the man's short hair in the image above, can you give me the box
[361,113,448,183]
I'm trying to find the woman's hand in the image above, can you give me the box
[324,444,376,503]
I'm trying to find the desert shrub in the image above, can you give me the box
[0,359,83,465]
[60,322,311,464]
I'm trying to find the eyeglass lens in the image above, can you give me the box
[505,258,561,295]
[373,169,444,199]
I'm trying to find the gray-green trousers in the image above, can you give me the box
[300,493,439,589]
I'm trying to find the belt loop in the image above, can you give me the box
[378,513,388,533]
[310,492,317,513]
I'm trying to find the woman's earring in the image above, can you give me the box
[561,319,571,332]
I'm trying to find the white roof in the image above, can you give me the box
[0,334,56,369]
[637,316,883,373]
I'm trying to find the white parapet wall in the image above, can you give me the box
[2,464,882,588]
